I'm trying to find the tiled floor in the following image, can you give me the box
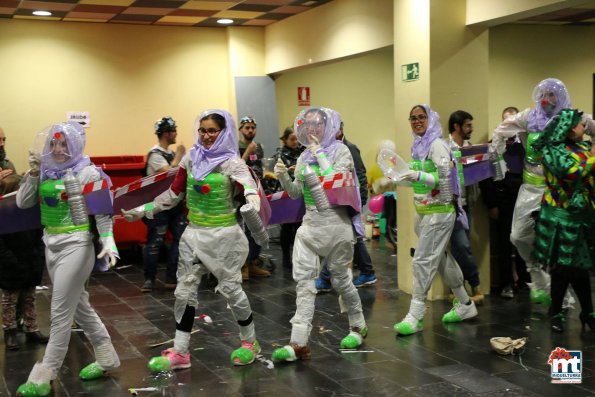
[1,236,594,396]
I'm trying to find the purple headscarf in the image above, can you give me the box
[37,121,91,181]
[189,109,239,180]
[410,104,443,160]
[527,78,571,132]
[295,107,341,164]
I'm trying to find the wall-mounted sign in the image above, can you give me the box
[298,86,310,106]
[67,111,90,127]
[401,63,420,82]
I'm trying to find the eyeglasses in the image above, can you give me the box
[198,128,221,136]
[408,114,428,122]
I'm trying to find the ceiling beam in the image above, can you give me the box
[466,0,593,26]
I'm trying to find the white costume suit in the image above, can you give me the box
[408,138,468,320]
[280,143,365,346]
[17,166,119,380]
[151,154,256,341]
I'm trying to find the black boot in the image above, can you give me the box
[550,313,565,333]
[26,330,49,344]
[580,312,595,331]
[4,329,19,350]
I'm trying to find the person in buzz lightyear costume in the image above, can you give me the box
[491,78,595,306]
[389,104,477,336]
[15,122,120,397]
[122,109,263,370]
[271,107,368,362]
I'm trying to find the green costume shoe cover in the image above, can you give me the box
[79,362,105,380]
[231,340,261,365]
[393,320,423,335]
[530,289,552,306]
[442,308,462,323]
[231,347,254,365]
[16,382,51,397]
[340,334,360,349]
[271,346,297,362]
[147,356,172,373]
[340,327,367,349]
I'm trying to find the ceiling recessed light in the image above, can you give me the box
[32,10,52,16]
[217,18,234,25]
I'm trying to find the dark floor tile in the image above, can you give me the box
[425,363,519,394]
[363,359,444,388]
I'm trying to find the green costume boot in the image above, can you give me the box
[340,326,368,349]
[231,340,261,366]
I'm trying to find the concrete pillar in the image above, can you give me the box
[394,0,490,299]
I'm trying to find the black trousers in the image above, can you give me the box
[550,266,593,316]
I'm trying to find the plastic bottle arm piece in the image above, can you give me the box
[240,204,269,247]
[314,149,332,176]
[417,171,436,188]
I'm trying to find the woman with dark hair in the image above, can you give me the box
[390,104,477,336]
[123,110,263,369]
[532,108,594,332]
[273,126,305,267]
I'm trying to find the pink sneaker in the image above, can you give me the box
[161,348,191,370]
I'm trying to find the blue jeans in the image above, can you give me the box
[319,236,374,281]
[450,207,480,287]
[142,204,187,282]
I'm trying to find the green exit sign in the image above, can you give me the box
[401,62,419,82]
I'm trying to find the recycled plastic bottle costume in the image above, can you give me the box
[16,122,120,397]
[271,107,367,362]
[491,78,572,305]
[392,105,477,336]
[531,109,594,330]
[122,110,263,370]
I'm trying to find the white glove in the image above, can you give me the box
[399,170,419,182]
[28,150,40,175]
[245,194,260,212]
[274,158,288,178]
[308,135,331,172]
[372,177,396,194]
[307,135,322,155]
[97,235,119,268]
[121,206,146,222]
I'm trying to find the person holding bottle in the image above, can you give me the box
[390,104,477,336]
[271,107,368,362]
[16,121,120,397]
